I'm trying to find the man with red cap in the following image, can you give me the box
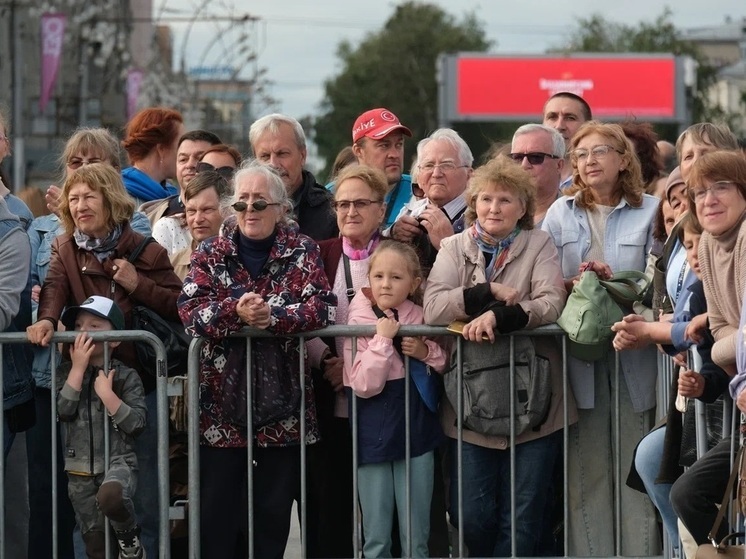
[351,108,413,228]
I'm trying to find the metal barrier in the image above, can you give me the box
[183,323,668,559]
[0,330,169,559]
[1,326,739,558]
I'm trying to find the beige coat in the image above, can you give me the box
[424,227,577,449]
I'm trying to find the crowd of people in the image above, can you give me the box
[1,94,746,559]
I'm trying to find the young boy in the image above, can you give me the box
[57,296,147,559]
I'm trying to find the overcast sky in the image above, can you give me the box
[160,0,745,123]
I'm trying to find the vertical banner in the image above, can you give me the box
[39,13,66,114]
[126,68,144,120]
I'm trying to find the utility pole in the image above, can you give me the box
[10,0,25,192]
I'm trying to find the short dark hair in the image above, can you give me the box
[178,130,222,148]
[544,92,592,121]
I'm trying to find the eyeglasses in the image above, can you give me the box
[571,144,623,162]
[332,199,383,212]
[67,157,102,169]
[508,152,559,165]
[690,181,737,203]
[197,161,236,180]
[231,200,280,212]
[418,161,469,173]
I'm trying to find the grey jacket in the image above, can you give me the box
[57,359,147,475]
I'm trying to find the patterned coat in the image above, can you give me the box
[178,218,337,448]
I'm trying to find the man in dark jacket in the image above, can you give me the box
[250,114,338,241]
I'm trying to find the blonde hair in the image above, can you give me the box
[334,164,389,201]
[464,155,535,230]
[368,240,424,306]
[59,163,135,235]
[566,121,644,210]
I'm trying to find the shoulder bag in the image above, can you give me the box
[126,237,191,378]
[443,333,551,437]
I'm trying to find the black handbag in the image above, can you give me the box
[126,237,191,378]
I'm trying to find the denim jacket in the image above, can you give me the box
[28,213,152,389]
[0,206,34,409]
[542,193,659,412]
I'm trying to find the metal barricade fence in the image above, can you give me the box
[1,327,740,558]
[0,330,170,559]
[183,323,694,559]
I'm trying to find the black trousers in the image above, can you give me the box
[670,438,734,545]
[200,444,302,559]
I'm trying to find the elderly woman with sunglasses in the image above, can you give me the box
[542,121,660,556]
[178,160,336,558]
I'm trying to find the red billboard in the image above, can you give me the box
[445,55,681,121]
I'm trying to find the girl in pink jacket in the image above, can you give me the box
[344,240,447,558]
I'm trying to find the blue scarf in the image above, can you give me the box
[121,167,177,203]
[471,222,521,281]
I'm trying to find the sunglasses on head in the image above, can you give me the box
[197,161,236,180]
[231,200,281,212]
[508,152,559,165]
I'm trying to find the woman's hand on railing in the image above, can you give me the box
[461,312,496,343]
[26,319,55,347]
[678,370,704,398]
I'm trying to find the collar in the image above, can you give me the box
[440,195,467,223]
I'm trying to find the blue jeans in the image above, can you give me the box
[634,426,679,553]
[449,431,561,557]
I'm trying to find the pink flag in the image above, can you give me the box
[39,13,66,114]
[126,69,144,120]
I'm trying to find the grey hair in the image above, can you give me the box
[512,124,566,158]
[416,128,474,167]
[249,113,307,151]
[232,159,293,225]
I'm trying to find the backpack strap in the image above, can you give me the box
[128,236,155,264]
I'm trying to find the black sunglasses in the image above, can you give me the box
[508,152,560,165]
[231,200,281,212]
[197,161,236,180]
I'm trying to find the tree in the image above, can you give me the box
[312,2,491,179]
[554,8,729,127]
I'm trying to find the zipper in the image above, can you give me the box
[462,362,530,376]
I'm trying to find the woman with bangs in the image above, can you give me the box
[542,121,660,556]
[27,163,182,557]
[425,156,571,557]
[670,150,746,551]
[26,127,154,558]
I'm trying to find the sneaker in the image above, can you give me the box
[116,526,145,559]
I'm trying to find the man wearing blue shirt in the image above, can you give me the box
[351,108,413,228]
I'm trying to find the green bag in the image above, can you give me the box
[557,271,629,361]
[598,270,652,310]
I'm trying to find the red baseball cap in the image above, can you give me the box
[352,108,412,143]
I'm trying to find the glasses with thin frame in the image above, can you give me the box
[231,199,280,212]
[418,161,469,173]
[571,144,623,162]
[332,199,383,213]
[67,157,103,170]
[508,152,559,165]
[690,181,738,204]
